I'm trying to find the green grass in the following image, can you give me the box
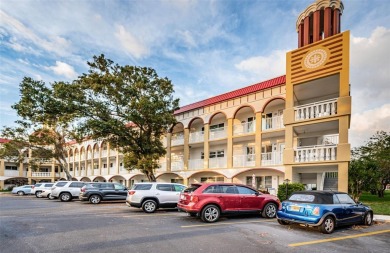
[359,191,390,215]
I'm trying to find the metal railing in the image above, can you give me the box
[233,154,255,167]
[295,98,337,121]
[233,121,255,135]
[261,152,283,165]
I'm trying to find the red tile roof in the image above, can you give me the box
[0,138,10,143]
[174,75,286,114]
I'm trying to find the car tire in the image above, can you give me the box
[60,193,72,202]
[35,191,42,198]
[277,219,290,225]
[89,195,102,204]
[142,200,157,213]
[262,203,277,218]
[201,205,220,223]
[363,212,373,226]
[47,194,52,199]
[17,191,24,196]
[319,216,335,234]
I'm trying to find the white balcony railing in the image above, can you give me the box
[171,135,184,146]
[262,116,283,131]
[4,170,20,177]
[101,151,108,157]
[87,153,92,159]
[295,98,337,121]
[233,154,255,167]
[189,131,204,143]
[80,170,86,176]
[209,128,227,140]
[295,145,337,162]
[261,152,283,165]
[94,169,100,175]
[32,172,51,177]
[233,121,255,135]
[171,160,184,171]
[101,168,108,175]
[23,171,27,177]
[209,157,227,168]
[189,159,204,170]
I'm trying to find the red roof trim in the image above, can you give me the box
[0,138,11,143]
[174,75,286,115]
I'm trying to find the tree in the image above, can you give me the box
[74,55,179,182]
[0,77,83,181]
[348,131,390,199]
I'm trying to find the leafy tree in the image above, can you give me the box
[0,77,83,181]
[349,131,390,199]
[74,55,179,182]
[277,183,305,201]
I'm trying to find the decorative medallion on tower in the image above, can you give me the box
[302,47,329,70]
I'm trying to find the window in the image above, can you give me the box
[110,163,113,168]
[237,186,257,195]
[103,164,107,168]
[156,184,173,191]
[203,185,223,193]
[101,184,114,189]
[289,194,316,202]
[265,176,272,188]
[201,177,224,183]
[209,150,224,158]
[171,179,184,184]
[173,185,186,192]
[336,194,355,205]
[200,152,204,159]
[69,182,85,188]
[210,123,224,131]
[246,176,263,189]
[133,184,152,190]
[55,182,67,187]
[217,150,224,158]
[5,166,18,170]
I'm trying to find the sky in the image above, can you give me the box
[0,0,389,148]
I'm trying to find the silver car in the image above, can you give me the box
[12,185,34,196]
[51,181,86,202]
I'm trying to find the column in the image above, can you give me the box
[203,124,210,169]
[106,143,110,175]
[313,10,320,42]
[255,112,262,167]
[298,23,304,48]
[0,159,4,189]
[166,133,172,172]
[303,16,310,46]
[227,118,233,169]
[338,162,348,192]
[115,149,120,175]
[324,7,332,38]
[333,9,340,35]
[51,160,55,182]
[183,128,189,170]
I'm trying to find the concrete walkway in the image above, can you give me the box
[374,214,390,222]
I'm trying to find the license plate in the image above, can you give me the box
[290,205,301,211]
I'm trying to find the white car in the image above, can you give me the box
[126,182,186,213]
[51,181,86,202]
[39,189,54,199]
[31,182,55,198]
[12,185,34,195]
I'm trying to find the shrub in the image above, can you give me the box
[277,183,305,201]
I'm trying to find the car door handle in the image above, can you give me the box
[156,193,160,195]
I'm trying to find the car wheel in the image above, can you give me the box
[60,193,72,202]
[319,216,335,234]
[142,200,157,213]
[277,219,290,225]
[17,191,24,196]
[47,194,52,199]
[89,195,102,204]
[35,191,42,198]
[363,212,373,226]
[201,205,220,223]
[262,203,277,218]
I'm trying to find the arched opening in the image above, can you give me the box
[233,168,284,195]
[189,171,227,184]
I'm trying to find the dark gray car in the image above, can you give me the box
[79,182,128,204]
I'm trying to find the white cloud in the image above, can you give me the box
[48,61,78,80]
[235,49,287,80]
[115,25,148,59]
[350,104,390,147]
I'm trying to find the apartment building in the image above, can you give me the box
[0,0,350,193]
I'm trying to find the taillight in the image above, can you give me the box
[190,195,199,203]
[32,186,35,189]
[81,188,85,193]
[128,190,136,195]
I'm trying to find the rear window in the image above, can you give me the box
[69,182,85,188]
[289,194,316,202]
[288,193,333,204]
[133,184,152,190]
[35,184,42,187]
[100,184,114,189]
[157,184,173,191]
[183,185,201,193]
[44,184,54,187]
[55,182,67,187]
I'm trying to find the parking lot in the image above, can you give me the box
[0,194,389,253]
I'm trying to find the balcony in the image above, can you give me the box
[262,116,283,131]
[209,127,226,140]
[32,172,51,177]
[171,160,184,171]
[233,154,255,167]
[119,167,128,175]
[4,170,20,177]
[233,121,255,135]
[101,168,108,175]
[209,157,227,168]
[171,135,184,146]
[189,159,204,170]
[295,98,337,121]
[261,152,283,166]
[295,145,337,162]
[94,169,100,175]
[189,131,204,143]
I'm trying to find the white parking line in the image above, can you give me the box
[181,219,274,228]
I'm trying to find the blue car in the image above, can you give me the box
[277,191,373,234]
[11,185,34,196]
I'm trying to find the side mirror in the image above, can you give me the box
[255,191,260,196]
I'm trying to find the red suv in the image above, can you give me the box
[178,183,280,222]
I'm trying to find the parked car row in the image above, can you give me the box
[10,182,374,233]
